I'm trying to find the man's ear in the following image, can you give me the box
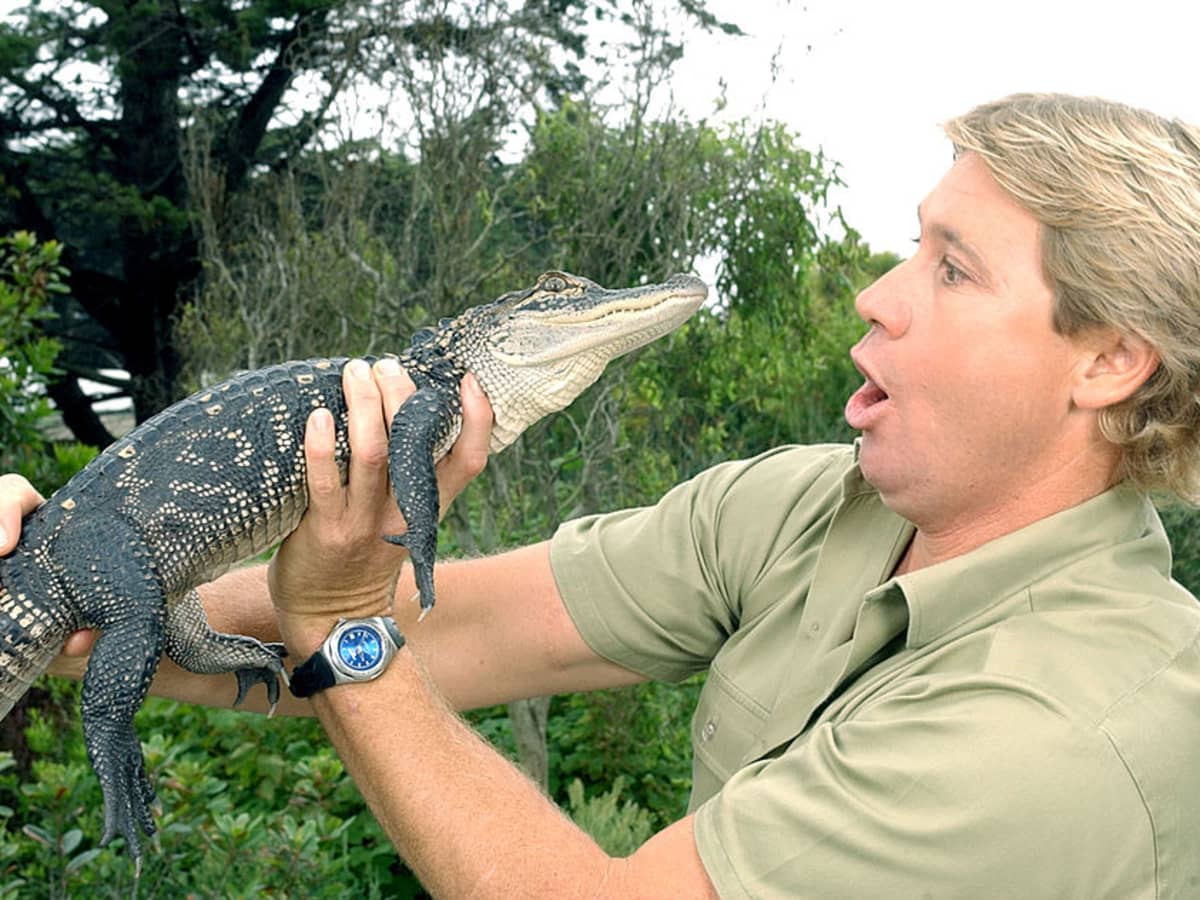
[1072,329,1160,410]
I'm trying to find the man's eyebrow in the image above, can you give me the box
[916,205,992,282]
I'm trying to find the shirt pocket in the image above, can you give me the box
[690,664,770,808]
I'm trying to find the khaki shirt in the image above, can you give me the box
[550,444,1200,899]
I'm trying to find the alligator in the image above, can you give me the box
[0,270,706,862]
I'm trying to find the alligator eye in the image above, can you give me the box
[539,275,568,293]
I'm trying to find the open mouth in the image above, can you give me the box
[844,377,891,429]
[861,379,889,405]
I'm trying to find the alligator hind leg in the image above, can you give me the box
[163,590,287,711]
[75,550,167,860]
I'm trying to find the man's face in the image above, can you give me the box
[846,152,1097,537]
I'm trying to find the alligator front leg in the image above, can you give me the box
[163,590,287,711]
[382,386,459,616]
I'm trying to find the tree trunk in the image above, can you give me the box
[508,696,552,791]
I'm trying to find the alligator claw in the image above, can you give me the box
[382,530,437,616]
[90,721,157,861]
[386,385,449,617]
[233,666,279,710]
[232,642,288,711]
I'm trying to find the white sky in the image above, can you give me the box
[7,0,1198,261]
[666,0,1200,257]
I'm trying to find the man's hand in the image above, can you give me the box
[0,475,100,669]
[0,472,43,553]
[268,358,493,655]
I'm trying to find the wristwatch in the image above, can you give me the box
[289,616,406,698]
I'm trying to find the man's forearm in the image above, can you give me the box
[298,636,715,899]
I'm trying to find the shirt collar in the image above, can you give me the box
[841,446,1169,649]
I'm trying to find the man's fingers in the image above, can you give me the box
[62,629,99,657]
[0,473,44,555]
[303,407,342,514]
[343,358,389,481]
[458,373,493,471]
[437,373,493,499]
[342,358,406,536]
[373,356,417,425]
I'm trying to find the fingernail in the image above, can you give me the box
[465,372,484,397]
[376,357,402,376]
[347,359,370,379]
[310,408,333,432]
[0,525,8,551]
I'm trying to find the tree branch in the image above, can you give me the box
[220,8,332,193]
[0,71,111,146]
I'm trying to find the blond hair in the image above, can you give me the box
[944,93,1200,501]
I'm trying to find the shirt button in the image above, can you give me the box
[700,719,718,743]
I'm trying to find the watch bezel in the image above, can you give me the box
[323,617,400,684]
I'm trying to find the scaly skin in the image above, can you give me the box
[0,270,707,860]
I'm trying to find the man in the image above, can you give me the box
[4,93,1200,897]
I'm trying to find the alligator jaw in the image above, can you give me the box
[468,272,708,452]
[488,274,708,365]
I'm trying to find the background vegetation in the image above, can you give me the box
[0,1,1197,896]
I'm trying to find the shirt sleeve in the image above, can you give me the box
[694,675,1155,899]
[548,445,853,683]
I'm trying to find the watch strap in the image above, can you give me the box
[290,648,338,698]
[379,616,406,650]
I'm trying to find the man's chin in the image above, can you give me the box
[856,439,907,502]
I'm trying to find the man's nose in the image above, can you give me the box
[854,264,912,337]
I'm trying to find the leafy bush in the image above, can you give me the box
[549,679,703,831]
[0,232,96,490]
[1156,503,1200,595]
[1,693,421,897]
[565,777,655,857]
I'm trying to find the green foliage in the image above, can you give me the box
[0,693,423,897]
[621,245,871,489]
[550,678,703,830]
[513,98,728,283]
[565,777,655,857]
[0,232,96,490]
[0,232,65,455]
[1156,503,1200,595]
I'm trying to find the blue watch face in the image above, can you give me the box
[335,625,384,672]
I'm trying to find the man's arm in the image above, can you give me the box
[269,355,719,897]
[309,637,717,898]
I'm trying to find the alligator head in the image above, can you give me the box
[453,271,708,451]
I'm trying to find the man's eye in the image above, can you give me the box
[940,257,965,285]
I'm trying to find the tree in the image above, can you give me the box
[0,232,68,479]
[0,0,738,444]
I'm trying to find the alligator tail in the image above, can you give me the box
[0,575,74,720]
